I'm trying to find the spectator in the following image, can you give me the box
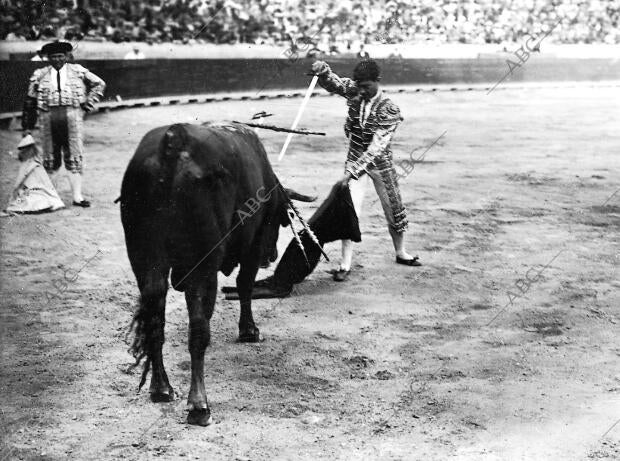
[124,46,146,59]
[388,47,402,59]
[1,0,618,45]
[31,49,47,61]
[357,43,370,59]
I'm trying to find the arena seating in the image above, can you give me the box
[1,0,618,48]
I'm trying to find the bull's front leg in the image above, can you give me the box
[184,274,217,426]
[237,261,261,343]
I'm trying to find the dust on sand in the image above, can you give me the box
[1,86,619,460]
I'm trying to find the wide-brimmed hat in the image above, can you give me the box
[41,41,73,55]
[17,134,36,150]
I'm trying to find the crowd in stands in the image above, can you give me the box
[1,0,619,49]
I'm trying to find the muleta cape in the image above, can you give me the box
[223,183,361,299]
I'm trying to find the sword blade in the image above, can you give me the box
[278,74,319,161]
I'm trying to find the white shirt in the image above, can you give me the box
[360,90,381,127]
[124,50,146,60]
[50,65,67,91]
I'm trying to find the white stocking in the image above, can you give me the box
[339,175,368,271]
[67,172,84,202]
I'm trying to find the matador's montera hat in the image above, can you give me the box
[353,59,381,82]
[41,41,73,55]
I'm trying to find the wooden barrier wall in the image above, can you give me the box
[1,57,619,113]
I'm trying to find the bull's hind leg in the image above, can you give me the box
[137,268,175,402]
[185,274,217,426]
[237,261,261,343]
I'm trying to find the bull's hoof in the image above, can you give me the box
[150,389,175,403]
[187,409,212,426]
[238,328,261,343]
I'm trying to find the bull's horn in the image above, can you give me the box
[284,188,317,202]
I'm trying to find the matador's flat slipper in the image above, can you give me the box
[73,200,91,208]
[396,256,421,266]
[332,269,350,282]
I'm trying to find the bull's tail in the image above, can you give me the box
[125,296,151,391]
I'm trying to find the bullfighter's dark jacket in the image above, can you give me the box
[316,64,408,232]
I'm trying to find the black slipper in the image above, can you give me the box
[332,269,350,282]
[73,200,91,208]
[396,256,421,266]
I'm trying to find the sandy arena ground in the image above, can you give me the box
[1,85,619,460]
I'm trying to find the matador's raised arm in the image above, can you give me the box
[312,61,358,100]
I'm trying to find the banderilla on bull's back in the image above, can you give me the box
[232,121,326,136]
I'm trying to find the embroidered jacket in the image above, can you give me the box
[317,64,403,179]
[22,63,106,129]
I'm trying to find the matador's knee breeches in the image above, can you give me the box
[40,106,84,174]
[363,156,409,233]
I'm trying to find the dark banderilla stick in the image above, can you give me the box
[233,121,325,136]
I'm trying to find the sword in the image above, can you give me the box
[277,74,319,161]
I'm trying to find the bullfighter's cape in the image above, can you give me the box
[223,183,360,299]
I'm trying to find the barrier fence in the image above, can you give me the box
[1,57,619,116]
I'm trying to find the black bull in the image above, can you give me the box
[119,122,316,425]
